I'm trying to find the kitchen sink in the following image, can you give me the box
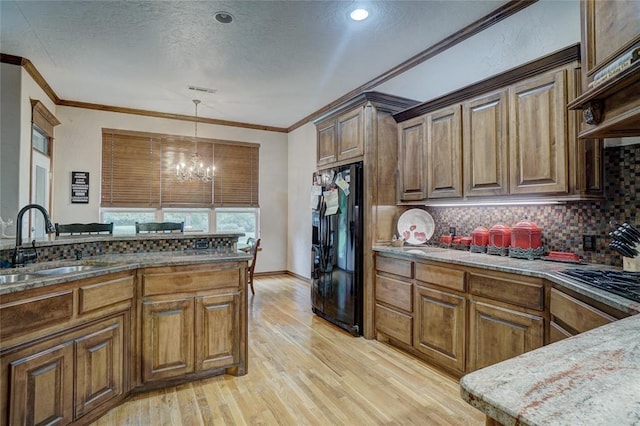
[35,265,105,275]
[0,273,43,284]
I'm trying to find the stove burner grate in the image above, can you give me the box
[559,269,640,303]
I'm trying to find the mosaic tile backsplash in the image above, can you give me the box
[420,143,639,267]
[0,236,239,267]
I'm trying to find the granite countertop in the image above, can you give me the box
[373,245,640,315]
[459,314,640,426]
[0,250,252,295]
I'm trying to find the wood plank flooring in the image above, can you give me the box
[92,274,484,425]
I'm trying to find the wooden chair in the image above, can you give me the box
[55,222,113,236]
[246,237,261,295]
[135,222,184,234]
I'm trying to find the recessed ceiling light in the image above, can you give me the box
[214,11,234,24]
[350,8,369,21]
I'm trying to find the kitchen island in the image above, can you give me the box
[0,234,251,426]
[460,314,640,426]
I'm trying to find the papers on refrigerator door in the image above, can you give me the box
[335,173,350,195]
[310,184,323,209]
[323,188,340,215]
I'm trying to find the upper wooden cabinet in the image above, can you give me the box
[463,90,509,197]
[398,116,427,202]
[509,69,568,195]
[394,46,604,204]
[427,105,463,198]
[316,119,337,166]
[568,0,640,138]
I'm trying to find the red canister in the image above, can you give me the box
[471,226,490,247]
[489,224,511,248]
[511,219,542,249]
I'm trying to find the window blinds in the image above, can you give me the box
[101,129,259,208]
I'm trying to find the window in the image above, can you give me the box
[214,208,259,240]
[32,126,49,155]
[100,207,259,237]
[101,129,259,208]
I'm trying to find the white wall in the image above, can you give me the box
[286,122,317,278]
[53,106,288,273]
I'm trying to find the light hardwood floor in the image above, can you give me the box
[92,274,484,425]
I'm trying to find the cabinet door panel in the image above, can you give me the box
[427,105,462,198]
[463,90,509,196]
[414,285,466,374]
[317,119,337,166]
[74,318,123,418]
[196,293,240,371]
[9,343,73,426]
[142,298,194,382]
[375,303,412,346]
[337,107,364,161]
[509,70,568,194]
[397,116,427,201]
[468,301,543,371]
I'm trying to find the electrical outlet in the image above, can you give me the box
[449,226,456,236]
[583,235,596,251]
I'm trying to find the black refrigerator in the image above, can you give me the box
[311,162,363,336]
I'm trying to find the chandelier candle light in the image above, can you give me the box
[176,99,214,182]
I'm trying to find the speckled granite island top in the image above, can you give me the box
[0,250,252,295]
[373,245,640,314]
[460,314,640,426]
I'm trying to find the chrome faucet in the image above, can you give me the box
[12,204,56,266]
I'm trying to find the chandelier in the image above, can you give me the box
[176,99,214,182]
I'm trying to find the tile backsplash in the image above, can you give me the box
[420,143,639,266]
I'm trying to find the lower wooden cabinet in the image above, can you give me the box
[414,284,466,374]
[468,301,544,371]
[7,341,74,426]
[197,293,241,371]
[142,298,195,382]
[4,315,126,426]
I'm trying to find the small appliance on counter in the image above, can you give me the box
[470,226,489,253]
[608,222,640,272]
[509,218,544,260]
[487,223,511,256]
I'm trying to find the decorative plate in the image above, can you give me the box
[397,209,435,245]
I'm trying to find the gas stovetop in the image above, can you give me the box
[559,269,640,303]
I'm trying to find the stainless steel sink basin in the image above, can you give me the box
[35,265,104,275]
[0,273,43,284]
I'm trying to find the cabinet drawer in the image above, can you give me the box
[550,288,615,334]
[375,304,412,346]
[79,275,134,314]
[375,275,412,312]
[376,256,413,278]
[0,291,74,340]
[142,268,241,296]
[415,262,465,292]
[469,272,544,311]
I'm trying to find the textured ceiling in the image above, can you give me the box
[1,1,509,129]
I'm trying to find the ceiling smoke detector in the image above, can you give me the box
[188,86,217,94]
[214,11,234,24]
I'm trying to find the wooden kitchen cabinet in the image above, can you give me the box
[414,285,466,374]
[509,69,569,195]
[397,116,428,202]
[468,270,544,371]
[142,297,195,382]
[468,301,544,371]
[548,287,628,344]
[138,262,246,385]
[568,0,640,138]
[316,118,337,166]
[7,341,74,426]
[426,105,463,199]
[375,255,413,346]
[315,107,364,166]
[463,89,509,197]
